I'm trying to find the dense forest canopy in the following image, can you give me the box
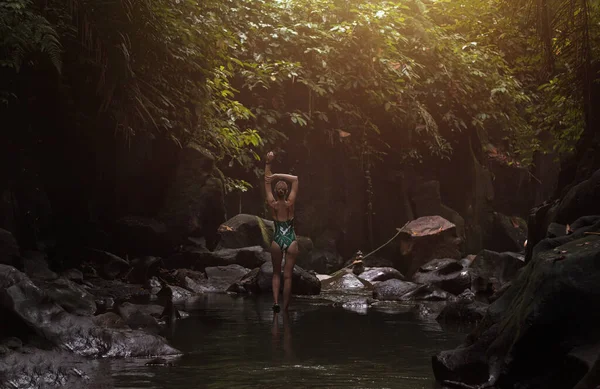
[0,0,598,206]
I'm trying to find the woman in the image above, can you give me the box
[264,151,299,312]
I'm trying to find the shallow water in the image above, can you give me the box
[100,294,466,389]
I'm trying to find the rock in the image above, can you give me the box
[470,250,524,298]
[166,246,269,271]
[459,255,477,268]
[410,180,466,238]
[112,216,171,257]
[158,285,193,304]
[372,279,420,301]
[92,312,129,329]
[116,302,163,334]
[37,278,97,316]
[400,284,451,301]
[358,267,405,283]
[397,216,462,278]
[127,256,162,284]
[202,265,251,293]
[547,222,568,239]
[0,265,179,357]
[86,278,150,303]
[159,142,226,250]
[555,168,600,225]
[0,228,20,268]
[84,249,131,280]
[316,274,332,282]
[298,248,344,274]
[412,258,472,295]
[321,272,372,293]
[485,213,528,253]
[255,261,321,295]
[217,214,274,249]
[2,337,22,350]
[432,219,600,388]
[61,269,84,284]
[436,298,489,324]
[226,268,261,294]
[22,251,58,281]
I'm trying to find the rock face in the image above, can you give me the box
[0,265,179,358]
[299,248,344,275]
[432,217,600,389]
[397,216,462,278]
[217,214,273,249]
[159,143,226,250]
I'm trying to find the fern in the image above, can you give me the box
[0,0,62,74]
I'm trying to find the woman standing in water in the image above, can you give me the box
[264,151,299,312]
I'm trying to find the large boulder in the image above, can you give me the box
[200,264,251,293]
[432,217,600,389]
[165,246,268,271]
[158,143,226,250]
[0,228,20,268]
[396,216,462,278]
[412,258,472,295]
[217,214,273,249]
[0,265,179,358]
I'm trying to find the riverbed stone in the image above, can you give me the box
[372,279,420,301]
[412,258,472,295]
[0,265,179,358]
[36,277,97,316]
[358,267,405,283]
[469,250,524,297]
[321,272,372,293]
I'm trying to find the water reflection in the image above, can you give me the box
[272,311,295,362]
[104,294,468,389]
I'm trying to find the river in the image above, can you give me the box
[96,294,466,389]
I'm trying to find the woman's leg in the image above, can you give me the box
[270,241,283,309]
[282,241,298,311]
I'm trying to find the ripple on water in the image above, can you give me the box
[105,294,467,389]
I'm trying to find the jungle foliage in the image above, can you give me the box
[1,0,598,182]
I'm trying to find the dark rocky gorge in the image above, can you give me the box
[0,205,530,388]
[1,143,599,389]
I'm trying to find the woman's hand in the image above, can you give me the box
[266,151,275,162]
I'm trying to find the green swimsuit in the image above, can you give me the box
[272,205,296,252]
[273,219,296,251]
